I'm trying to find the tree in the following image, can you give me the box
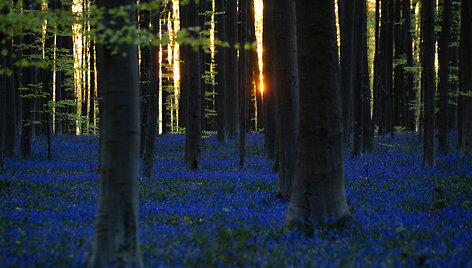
[460,0,472,154]
[273,0,299,199]
[422,0,436,166]
[143,4,160,178]
[403,0,416,132]
[352,0,365,157]
[339,0,356,145]
[287,0,352,226]
[215,0,227,142]
[239,0,248,168]
[438,0,452,155]
[380,0,394,136]
[262,0,277,160]
[183,0,202,170]
[226,0,239,138]
[90,0,143,265]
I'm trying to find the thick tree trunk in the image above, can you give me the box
[183,1,202,170]
[274,0,299,198]
[460,0,472,154]
[139,3,151,155]
[91,0,143,266]
[438,0,452,155]
[352,0,365,157]
[287,0,351,226]
[381,0,394,136]
[215,0,227,142]
[226,0,239,138]
[422,0,436,166]
[262,0,277,160]
[394,0,404,128]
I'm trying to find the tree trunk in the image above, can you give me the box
[403,0,416,132]
[422,0,436,166]
[91,0,143,266]
[340,0,356,145]
[287,0,351,226]
[143,6,160,178]
[239,0,248,168]
[262,0,277,160]
[394,0,404,128]
[380,0,394,136]
[215,0,227,142]
[460,0,472,154]
[274,0,299,199]
[183,1,202,170]
[226,0,239,138]
[352,0,364,157]
[4,38,17,156]
[438,0,452,155]
[373,0,381,135]
[139,3,151,155]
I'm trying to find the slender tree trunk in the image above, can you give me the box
[226,0,239,138]
[403,0,416,131]
[352,0,364,157]
[449,0,460,132]
[143,8,160,178]
[262,0,277,160]
[139,3,151,155]
[394,0,404,128]
[422,0,436,166]
[183,1,202,170]
[340,0,356,145]
[91,0,143,266]
[438,0,452,154]
[381,0,394,136]
[287,0,351,226]
[0,46,6,172]
[373,0,381,135]
[4,38,17,156]
[460,0,472,154]
[215,0,227,142]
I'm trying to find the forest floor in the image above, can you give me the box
[0,132,471,267]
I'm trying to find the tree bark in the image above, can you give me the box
[226,0,239,138]
[403,0,416,132]
[215,0,227,142]
[287,0,351,226]
[183,1,202,170]
[352,0,364,157]
[422,0,436,166]
[460,0,472,154]
[274,0,299,199]
[438,0,452,155]
[91,0,143,266]
[239,0,248,168]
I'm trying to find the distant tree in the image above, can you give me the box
[262,0,277,160]
[403,0,416,132]
[226,0,239,138]
[287,0,352,226]
[438,0,452,155]
[352,0,364,157]
[339,0,356,145]
[422,0,436,166]
[91,0,143,265]
[393,0,405,128]
[183,0,202,170]
[460,0,472,154]
[3,22,16,157]
[273,0,299,199]
[0,44,5,172]
[215,0,227,142]
[373,0,381,134]
[143,4,160,178]
[239,0,248,168]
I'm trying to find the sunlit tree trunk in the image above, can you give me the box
[422,0,436,166]
[438,0,452,155]
[215,0,227,142]
[274,0,299,199]
[183,1,202,170]
[373,0,381,135]
[287,0,351,226]
[262,0,277,160]
[460,0,472,155]
[226,0,239,138]
[90,0,143,266]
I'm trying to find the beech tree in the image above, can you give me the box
[287,0,352,226]
[91,0,143,265]
[422,0,436,166]
[215,0,227,142]
[239,0,248,168]
[273,0,299,199]
[226,0,239,138]
[461,0,472,154]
